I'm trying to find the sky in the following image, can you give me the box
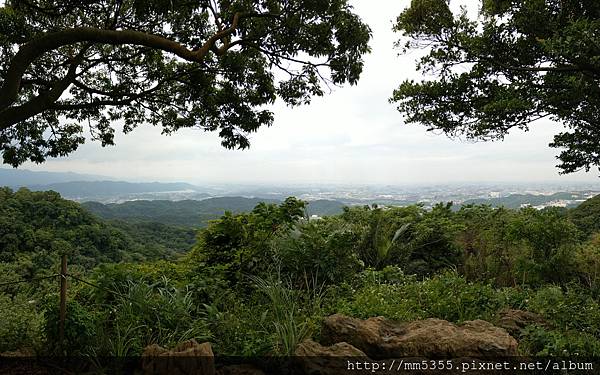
[14,0,600,185]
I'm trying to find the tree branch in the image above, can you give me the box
[0,10,282,113]
[0,46,90,129]
[0,27,225,112]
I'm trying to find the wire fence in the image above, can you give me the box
[0,264,123,296]
[0,269,115,294]
[0,273,61,288]
[0,255,134,349]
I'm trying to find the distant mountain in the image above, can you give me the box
[0,167,110,187]
[27,180,209,201]
[84,197,346,227]
[462,192,591,209]
[0,168,216,202]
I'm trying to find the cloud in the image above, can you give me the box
[18,0,599,184]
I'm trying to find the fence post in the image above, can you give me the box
[59,254,67,352]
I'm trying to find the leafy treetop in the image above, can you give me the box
[0,0,371,166]
[391,0,600,175]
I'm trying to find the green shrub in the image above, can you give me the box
[190,198,306,285]
[337,270,504,323]
[247,276,306,355]
[43,297,96,355]
[99,278,212,354]
[520,325,600,356]
[271,217,363,285]
[0,293,44,353]
[206,299,273,356]
[345,204,463,275]
[526,285,600,336]
[574,234,600,294]
[458,206,581,287]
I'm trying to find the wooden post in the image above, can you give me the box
[59,254,67,352]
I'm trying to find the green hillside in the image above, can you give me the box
[463,192,589,209]
[3,191,600,359]
[0,188,196,269]
[570,194,600,236]
[83,198,346,227]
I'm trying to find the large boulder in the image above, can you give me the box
[216,364,265,375]
[321,314,518,358]
[496,309,546,337]
[294,340,373,375]
[295,339,368,357]
[141,339,215,375]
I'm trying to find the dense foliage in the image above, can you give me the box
[0,187,195,272]
[391,0,600,174]
[570,194,600,237]
[0,0,370,166]
[2,192,600,358]
[83,198,346,227]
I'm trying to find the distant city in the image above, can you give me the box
[1,168,599,211]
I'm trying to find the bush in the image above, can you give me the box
[344,204,463,275]
[574,234,600,294]
[520,325,600,356]
[337,270,504,323]
[43,298,96,355]
[83,261,186,305]
[190,198,306,285]
[206,299,273,356]
[458,206,580,287]
[271,217,363,286]
[0,293,44,353]
[96,277,212,355]
[249,275,313,355]
[526,285,600,337]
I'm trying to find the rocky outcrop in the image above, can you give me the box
[141,339,215,375]
[216,364,265,375]
[139,315,519,375]
[321,314,518,358]
[295,339,368,357]
[294,340,371,375]
[496,309,546,337]
[0,349,35,357]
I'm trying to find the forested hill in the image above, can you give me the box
[83,197,346,227]
[570,194,600,236]
[462,191,593,209]
[0,188,196,269]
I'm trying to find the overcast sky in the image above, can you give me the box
[16,0,600,185]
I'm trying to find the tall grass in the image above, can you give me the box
[248,272,324,355]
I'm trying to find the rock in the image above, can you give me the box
[0,348,35,357]
[497,309,546,337]
[217,364,265,375]
[295,339,368,357]
[294,340,373,375]
[321,314,518,358]
[141,339,215,375]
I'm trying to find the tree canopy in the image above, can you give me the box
[0,187,195,269]
[391,0,600,175]
[570,194,600,237]
[0,0,371,166]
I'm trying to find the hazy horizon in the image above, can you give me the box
[3,166,600,190]
[8,0,600,185]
